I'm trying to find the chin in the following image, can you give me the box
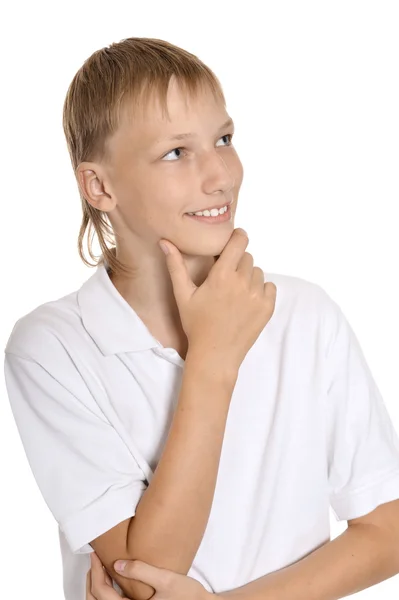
[186,234,234,258]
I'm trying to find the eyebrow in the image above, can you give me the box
[154,117,235,144]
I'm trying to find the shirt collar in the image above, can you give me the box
[77,258,160,356]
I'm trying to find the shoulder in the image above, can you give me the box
[3,291,107,414]
[4,290,85,364]
[263,269,337,316]
[262,270,345,353]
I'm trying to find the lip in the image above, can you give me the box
[185,204,232,224]
[185,200,233,214]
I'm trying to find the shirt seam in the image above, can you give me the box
[331,467,399,500]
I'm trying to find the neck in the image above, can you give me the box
[108,252,217,326]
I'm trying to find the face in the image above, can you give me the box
[81,76,244,261]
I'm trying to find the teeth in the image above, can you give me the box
[187,205,228,217]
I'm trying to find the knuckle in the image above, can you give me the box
[212,265,226,282]
[238,228,248,236]
[267,282,277,295]
[236,273,249,290]
[249,286,260,301]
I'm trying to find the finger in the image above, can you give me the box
[90,552,107,579]
[86,569,96,600]
[115,559,169,590]
[212,228,249,274]
[250,265,265,289]
[103,568,113,587]
[91,553,113,587]
[89,555,123,599]
[90,552,109,592]
[159,239,197,306]
[236,252,254,284]
[264,280,277,299]
[91,550,112,585]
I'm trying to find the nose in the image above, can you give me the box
[201,151,235,195]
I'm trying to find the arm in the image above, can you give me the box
[91,346,237,600]
[217,522,399,600]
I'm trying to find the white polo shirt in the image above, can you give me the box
[4,259,399,600]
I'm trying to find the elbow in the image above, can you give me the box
[116,519,192,598]
[115,578,156,600]
[113,524,156,600]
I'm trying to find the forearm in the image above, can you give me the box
[218,523,399,600]
[126,346,237,599]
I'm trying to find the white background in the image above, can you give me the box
[1,1,398,598]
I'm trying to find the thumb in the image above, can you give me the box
[114,559,166,587]
[159,240,197,305]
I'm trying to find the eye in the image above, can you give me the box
[161,133,234,162]
[216,133,234,147]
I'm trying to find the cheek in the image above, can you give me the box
[152,178,189,210]
[141,190,184,224]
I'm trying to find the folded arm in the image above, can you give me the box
[217,500,399,600]
[91,348,237,600]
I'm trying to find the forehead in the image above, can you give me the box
[119,79,227,143]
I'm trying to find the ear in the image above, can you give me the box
[75,161,113,211]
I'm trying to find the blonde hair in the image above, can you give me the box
[62,37,226,277]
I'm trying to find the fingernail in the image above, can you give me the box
[114,560,127,572]
[159,242,169,255]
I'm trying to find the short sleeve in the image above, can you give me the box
[4,351,148,554]
[324,300,399,521]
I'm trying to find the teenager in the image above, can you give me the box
[5,37,399,600]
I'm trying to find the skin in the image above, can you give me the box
[77,75,244,345]
[86,552,211,599]
[81,75,399,600]
[79,75,244,597]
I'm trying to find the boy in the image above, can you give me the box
[4,37,399,600]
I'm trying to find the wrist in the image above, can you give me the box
[185,347,239,387]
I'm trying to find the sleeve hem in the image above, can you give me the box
[61,482,147,554]
[330,468,399,521]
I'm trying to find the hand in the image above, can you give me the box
[113,557,212,600]
[86,551,212,600]
[159,228,277,372]
[86,553,129,599]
